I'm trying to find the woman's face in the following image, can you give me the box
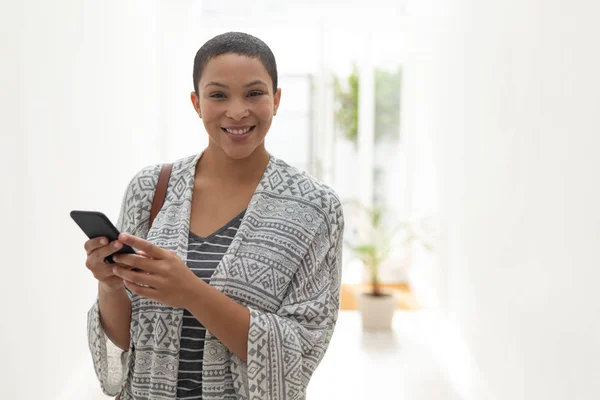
[191,54,281,160]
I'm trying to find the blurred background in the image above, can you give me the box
[1,0,600,399]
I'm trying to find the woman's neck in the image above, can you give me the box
[196,143,270,185]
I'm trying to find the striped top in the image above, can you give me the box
[176,210,245,400]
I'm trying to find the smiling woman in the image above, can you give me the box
[84,32,344,400]
[191,53,281,160]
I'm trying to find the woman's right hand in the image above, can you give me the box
[84,237,126,292]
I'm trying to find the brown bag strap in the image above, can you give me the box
[149,163,173,229]
[115,164,171,400]
[115,165,172,400]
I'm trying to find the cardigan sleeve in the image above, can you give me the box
[233,205,345,399]
[86,174,139,396]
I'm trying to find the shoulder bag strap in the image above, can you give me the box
[114,163,172,400]
[149,163,173,229]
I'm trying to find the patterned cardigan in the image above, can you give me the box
[87,153,345,400]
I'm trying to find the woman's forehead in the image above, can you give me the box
[202,54,270,85]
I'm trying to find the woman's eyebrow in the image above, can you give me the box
[244,80,268,88]
[205,81,228,89]
[204,80,267,89]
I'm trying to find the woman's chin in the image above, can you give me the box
[222,145,258,160]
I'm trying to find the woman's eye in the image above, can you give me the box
[248,90,264,97]
[210,92,225,99]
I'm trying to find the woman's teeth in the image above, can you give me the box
[225,126,253,135]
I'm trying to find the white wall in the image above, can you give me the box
[0,0,185,398]
[406,0,600,399]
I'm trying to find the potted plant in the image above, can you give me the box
[345,202,437,330]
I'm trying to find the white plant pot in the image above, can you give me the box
[356,291,397,331]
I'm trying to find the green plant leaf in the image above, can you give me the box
[334,64,402,144]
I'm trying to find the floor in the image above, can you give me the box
[81,311,467,400]
[307,310,465,400]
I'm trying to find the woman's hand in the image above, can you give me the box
[84,237,129,292]
[111,233,201,309]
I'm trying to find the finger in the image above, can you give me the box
[114,267,160,289]
[137,249,152,258]
[84,237,109,255]
[123,280,159,299]
[118,233,170,260]
[91,262,133,281]
[112,253,162,274]
[114,262,137,270]
[89,241,126,266]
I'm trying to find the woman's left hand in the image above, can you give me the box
[112,233,201,309]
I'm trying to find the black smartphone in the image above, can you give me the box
[70,210,137,264]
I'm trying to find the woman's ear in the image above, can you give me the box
[190,91,202,118]
[273,88,282,116]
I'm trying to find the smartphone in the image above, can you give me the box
[70,210,137,264]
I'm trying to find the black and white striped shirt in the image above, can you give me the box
[176,210,245,400]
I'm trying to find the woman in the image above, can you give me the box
[84,32,344,400]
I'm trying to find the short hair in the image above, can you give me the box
[193,32,278,95]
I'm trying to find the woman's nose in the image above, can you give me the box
[225,99,249,120]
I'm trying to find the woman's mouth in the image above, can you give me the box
[221,125,256,141]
